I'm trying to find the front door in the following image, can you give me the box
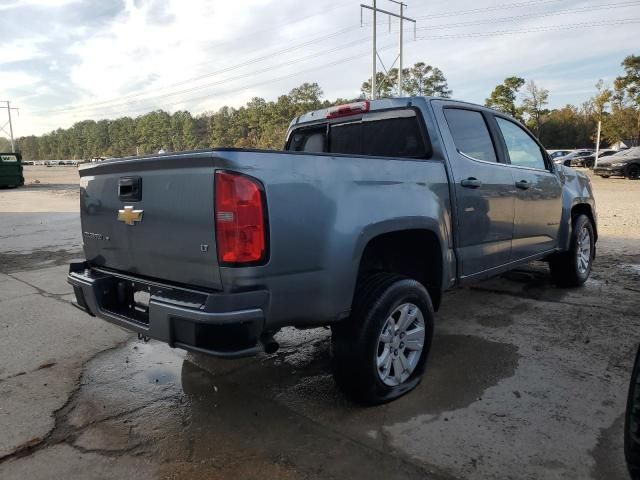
[492,116,562,260]
[435,104,515,278]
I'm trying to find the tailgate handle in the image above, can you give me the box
[118,177,142,201]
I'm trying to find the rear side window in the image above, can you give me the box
[444,108,497,163]
[289,127,325,153]
[287,110,429,159]
[495,117,546,170]
[330,114,427,158]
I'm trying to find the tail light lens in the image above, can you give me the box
[215,170,267,265]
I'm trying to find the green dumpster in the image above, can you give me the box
[0,152,24,188]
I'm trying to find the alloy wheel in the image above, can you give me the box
[376,303,426,387]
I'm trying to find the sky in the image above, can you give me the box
[0,0,638,136]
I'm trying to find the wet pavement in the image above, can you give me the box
[1,175,639,479]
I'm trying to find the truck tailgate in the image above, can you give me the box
[80,157,221,290]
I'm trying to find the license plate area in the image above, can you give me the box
[102,280,153,325]
[134,290,150,311]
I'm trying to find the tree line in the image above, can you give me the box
[7,82,335,160]
[3,56,638,160]
[485,55,640,148]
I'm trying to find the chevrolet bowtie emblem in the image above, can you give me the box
[117,206,144,225]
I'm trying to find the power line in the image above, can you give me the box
[64,17,639,121]
[33,26,370,115]
[56,0,600,115]
[417,1,640,30]
[30,0,579,115]
[64,42,400,120]
[416,17,640,39]
[34,30,401,116]
[415,0,565,19]
[29,15,639,123]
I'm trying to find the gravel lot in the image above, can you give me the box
[0,165,638,479]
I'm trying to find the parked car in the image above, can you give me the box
[574,150,616,168]
[593,147,640,179]
[548,149,573,160]
[554,149,594,167]
[0,152,24,188]
[68,97,598,404]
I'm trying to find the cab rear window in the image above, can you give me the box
[0,154,18,163]
[287,110,429,159]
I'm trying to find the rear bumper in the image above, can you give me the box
[67,262,268,358]
[593,166,624,176]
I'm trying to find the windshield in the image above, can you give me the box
[612,147,640,157]
[0,154,18,162]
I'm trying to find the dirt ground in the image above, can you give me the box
[0,166,638,479]
[0,166,79,213]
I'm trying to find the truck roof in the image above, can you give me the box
[288,96,492,128]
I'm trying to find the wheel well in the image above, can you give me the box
[571,204,597,241]
[357,230,443,310]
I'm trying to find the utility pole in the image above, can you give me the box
[0,101,19,152]
[398,1,404,96]
[361,1,416,99]
[372,0,377,100]
[594,120,602,168]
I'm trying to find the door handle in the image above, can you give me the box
[461,177,482,189]
[515,180,530,190]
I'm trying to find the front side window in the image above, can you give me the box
[443,108,497,163]
[495,117,546,170]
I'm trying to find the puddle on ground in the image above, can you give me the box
[53,328,518,479]
[621,263,640,276]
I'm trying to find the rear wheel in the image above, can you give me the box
[331,273,434,405]
[549,214,594,287]
[627,164,640,180]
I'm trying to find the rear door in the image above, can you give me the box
[492,116,562,260]
[434,103,515,277]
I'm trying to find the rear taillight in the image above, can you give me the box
[215,170,267,265]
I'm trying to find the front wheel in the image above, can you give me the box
[331,273,434,405]
[627,164,640,180]
[549,214,595,287]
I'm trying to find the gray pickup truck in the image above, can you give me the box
[68,97,597,404]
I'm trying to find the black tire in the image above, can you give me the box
[331,273,434,405]
[600,175,610,179]
[626,345,640,479]
[549,214,595,287]
[627,164,640,180]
